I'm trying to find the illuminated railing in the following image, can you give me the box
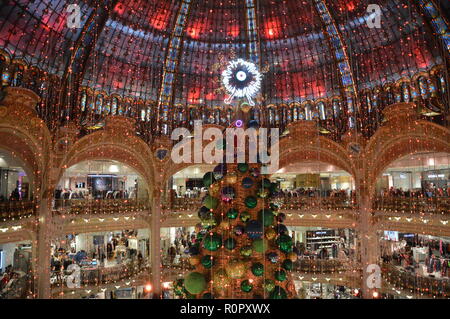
[373,197,450,216]
[0,201,35,222]
[52,199,149,216]
[160,257,355,274]
[51,261,148,289]
[165,196,356,212]
[383,263,450,298]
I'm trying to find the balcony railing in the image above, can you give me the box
[373,197,450,216]
[383,263,450,298]
[52,199,149,216]
[0,201,35,222]
[165,196,356,212]
[51,261,148,289]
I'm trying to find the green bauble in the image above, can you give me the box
[276,234,293,253]
[270,286,287,299]
[226,208,239,219]
[202,293,214,299]
[201,255,214,269]
[269,182,279,193]
[282,259,294,271]
[275,270,287,282]
[202,172,216,188]
[252,238,268,253]
[270,203,279,211]
[244,196,257,209]
[258,208,274,227]
[263,279,275,292]
[203,195,219,209]
[184,272,206,295]
[240,280,253,293]
[240,211,251,222]
[224,237,236,250]
[237,163,249,173]
[240,245,253,257]
[251,263,264,276]
[202,233,222,251]
[257,188,270,199]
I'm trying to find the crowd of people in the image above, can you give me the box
[0,187,27,202]
[275,188,351,199]
[379,185,449,198]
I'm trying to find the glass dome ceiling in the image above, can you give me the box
[0,0,448,107]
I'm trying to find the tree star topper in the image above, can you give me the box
[222,59,262,106]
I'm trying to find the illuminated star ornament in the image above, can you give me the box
[222,59,262,106]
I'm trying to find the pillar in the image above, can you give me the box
[358,190,381,299]
[150,191,162,297]
[35,195,52,298]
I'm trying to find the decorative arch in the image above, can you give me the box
[57,116,155,195]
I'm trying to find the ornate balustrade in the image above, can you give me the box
[51,261,148,289]
[373,196,450,216]
[0,201,35,222]
[165,196,356,212]
[382,263,450,298]
[52,199,149,216]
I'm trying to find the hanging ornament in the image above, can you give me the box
[244,196,257,208]
[251,262,264,276]
[202,172,216,187]
[233,224,245,236]
[237,163,249,173]
[222,58,262,106]
[203,195,219,209]
[263,279,276,292]
[225,259,247,279]
[213,163,227,180]
[240,245,253,257]
[184,272,207,295]
[275,270,287,282]
[225,171,238,184]
[226,208,239,219]
[202,233,222,251]
[240,280,253,293]
[239,211,251,223]
[252,238,268,253]
[265,227,277,240]
[224,237,237,250]
[270,286,287,299]
[221,186,235,202]
[245,220,263,239]
[282,259,294,271]
[276,234,293,253]
[266,251,279,263]
[201,255,215,269]
[241,177,254,189]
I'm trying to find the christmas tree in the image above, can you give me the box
[174,119,297,299]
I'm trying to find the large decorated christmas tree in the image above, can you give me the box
[173,119,298,299]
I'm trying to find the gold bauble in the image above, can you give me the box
[287,252,298,262]
[225,259,246,279]
[225,172,237,184]
[265,228,277,240]
[213,268,230,292]
[209,183,220,197]
[218,219,231,230]
[189,255,201,266]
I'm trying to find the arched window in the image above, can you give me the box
[401,82,410,102]
[80,90,87,112]
[366,94,372,113]
[104,98,111,115]
[141,109,146,121]
[95,94,104,114]
[332,99,341,118]
[418,76,429,99]
[436,72,446,95]
[214,109,220,124]
[12,64,24,87]
[305,103,312,120]
[292,105,298,121]
[226,109,233,123]
[111,97,118,115]
[298,106,306,120]
[268,107,275,125]
[385,87,394,105]
[317,102,326,120]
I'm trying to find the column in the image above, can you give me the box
[35,195,52,299]
[358,191,380,299]
[150,191,162,297]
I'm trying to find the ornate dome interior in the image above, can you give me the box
[0,0,449,302]
[0,0,449,139]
